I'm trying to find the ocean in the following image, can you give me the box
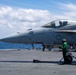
[0,42,42,50]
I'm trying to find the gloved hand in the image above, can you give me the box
[59,46,61,48]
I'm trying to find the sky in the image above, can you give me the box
[0,0,76,37]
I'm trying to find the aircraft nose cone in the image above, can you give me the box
[0,31,31,44]
[0,37,10,42]
[0,37,13,43]
[0,34,19,43]
[0,38,6,42]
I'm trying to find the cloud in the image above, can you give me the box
[51,2,76,20]
[59,3,76,11]
[0,3,76,37]
[0,6,54,37]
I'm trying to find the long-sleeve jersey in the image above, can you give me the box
[61,42,68,52]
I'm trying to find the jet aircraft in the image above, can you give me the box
[0,19,76,51]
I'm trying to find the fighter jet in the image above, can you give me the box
[0,19,76,51]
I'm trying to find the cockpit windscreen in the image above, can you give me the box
[42,20,68,28]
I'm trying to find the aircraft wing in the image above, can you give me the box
[57,30,76,33]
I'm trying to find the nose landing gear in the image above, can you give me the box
[42,44,52,51]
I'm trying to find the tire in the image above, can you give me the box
[65,55,73,64]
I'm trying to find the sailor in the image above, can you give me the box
[60,39,68,64]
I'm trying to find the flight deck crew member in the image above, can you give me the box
[60,39,68,64]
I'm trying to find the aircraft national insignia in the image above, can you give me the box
[56,35,62,40]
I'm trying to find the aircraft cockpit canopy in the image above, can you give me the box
[42,19,72,28]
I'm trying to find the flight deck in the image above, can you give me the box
[0,49,76,75]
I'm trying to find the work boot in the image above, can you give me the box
[62,61,66,65]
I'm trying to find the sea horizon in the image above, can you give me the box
[0,42,42,50]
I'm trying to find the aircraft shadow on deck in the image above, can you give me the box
[0,60,60,64]
[0,59,76,65]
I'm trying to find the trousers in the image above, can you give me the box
[62,50,67,63]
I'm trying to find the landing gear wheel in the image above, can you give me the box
[43,47,45,51]
[42,44,45,51]
[65,55,73,64]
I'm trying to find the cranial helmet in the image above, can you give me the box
[62,39,66,42]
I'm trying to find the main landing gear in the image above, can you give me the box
[60,51,76,64]
[65,52,73,64]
